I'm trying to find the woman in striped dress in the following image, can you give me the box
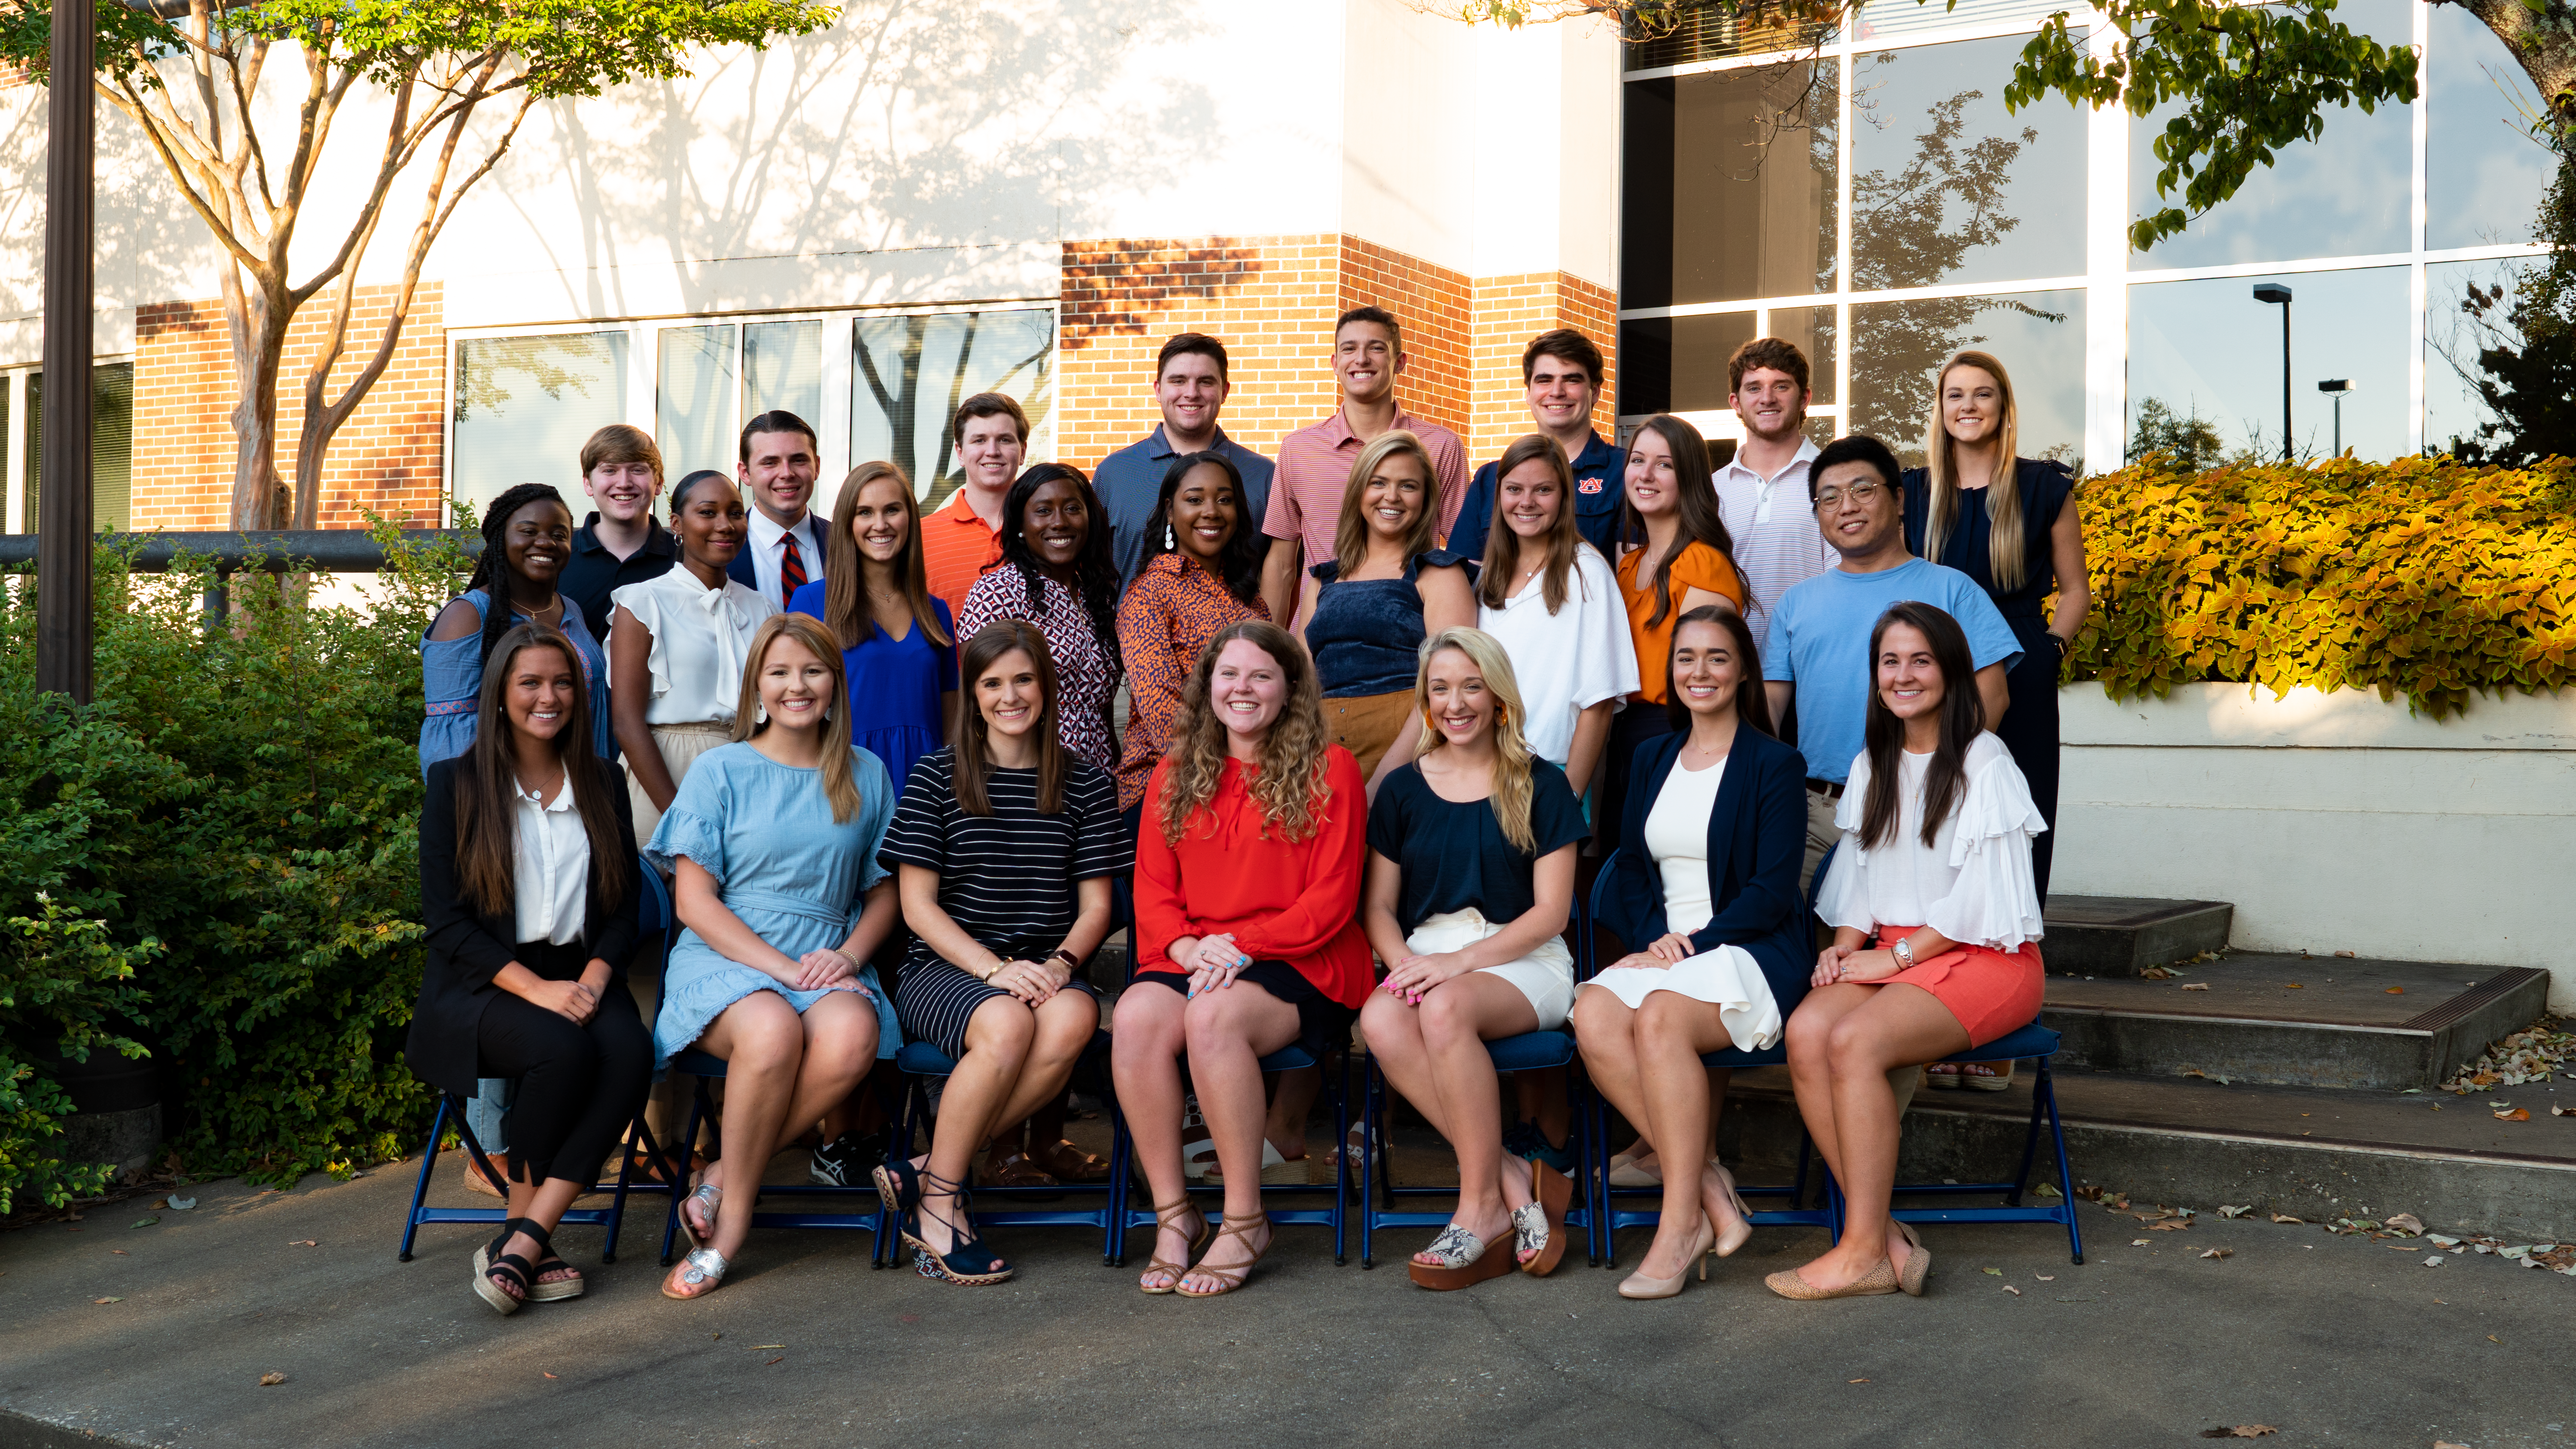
[874,621,1130,1285]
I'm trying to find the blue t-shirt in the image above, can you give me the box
[1762,557,2023,784]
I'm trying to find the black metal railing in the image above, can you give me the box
[0,529,479,621]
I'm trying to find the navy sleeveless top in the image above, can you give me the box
[1306,548,1469,697]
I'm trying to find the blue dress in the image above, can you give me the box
[787,583,956,799]
[417,588,614,771]
[646,741,903,1066]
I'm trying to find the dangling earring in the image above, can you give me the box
[1164,523,1176,551]
[756,701,769,725]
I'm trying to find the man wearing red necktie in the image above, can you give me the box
[729,410,826,609]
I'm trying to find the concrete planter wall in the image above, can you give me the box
[2053,682,2576,1010]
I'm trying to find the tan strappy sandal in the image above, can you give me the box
[1137,1198,1212,1295]
[1176,1210,1272,1298]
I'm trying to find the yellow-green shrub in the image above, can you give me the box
[2069,455,2576,718]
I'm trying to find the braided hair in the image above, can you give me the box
[462,483,574,679]
[996,463,1121,675]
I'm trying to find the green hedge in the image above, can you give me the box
[0,527,469,1196]
[2069,455,2576,718]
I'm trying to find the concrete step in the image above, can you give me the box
[2040,953,2552,1091]
[2041,894,2233,976]
[1711,1064,2576,1242]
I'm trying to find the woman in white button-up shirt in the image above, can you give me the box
[410,623,649,1316]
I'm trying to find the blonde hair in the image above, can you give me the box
[1409,627,1540,854]
[1157,621,1334,846]
[732,613,864,823]
[1331,430,1442,580]
[1921,350,2029,591]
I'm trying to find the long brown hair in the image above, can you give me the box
[1157,620,1334,845]
[731,613,865,823]
[820,461,951,650]
[1476,434,1583,615]
[1662,604,1777,738]
[1921,350,2029,591]
[1858,602,1984,851]
[1409,628,1539,853]
[1331,431,1442,580]
[452,623,631,919]
[954,620,1067,817]
[1619,414,1738,628]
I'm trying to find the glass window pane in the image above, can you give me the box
[1625,61,1840,309]
[22,370,36,534]
[91,362,131,533]
[743,319,823,431]
[1768,303,1839,407]
[656,324,737,484]
[1851,291,2085,470]
[850,309,1056,508]
[2129,0,2411,269]
[1,374,15,533]
[1851,39,2086,290]
[2128,268,2408,463]
[2426,6,2555,249]
[2425,256,2542,458]
[450,331,631,522]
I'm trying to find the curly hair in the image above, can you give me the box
[1157,620,1334,846]
[997,463,1121,676]
[1408,627,1540,854]
[461,483,575,687]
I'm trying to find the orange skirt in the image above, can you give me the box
[1874,927,2043,1049]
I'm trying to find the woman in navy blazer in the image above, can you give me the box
[1573,605,1809,1297]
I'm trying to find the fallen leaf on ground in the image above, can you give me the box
[2219,1205,2253,1218]
[2488,1335,2500,1343]
[2334,950,2355,958]
[2437,1442,2471,1449]
[2181,983,2211,991]
[2272,1214,2304,1224]
[2200,1248,2233,1259]
[2386,986,2404,994]
[93,1297,121,1304]
[2199,1428,2277,1439]
[2555,1105,2573,1116]
[2074,1185,2105,1201]
[1848,1377,1869,1383]
[2385,1213,2425,1234]
[2036,1274,2056,1281]
[288,1239,318,1247]
[109,1249,127,1256]
[2001,1285,2022,1295]
[2284,983,2304,988]
[2133,1238,2152,1246]
[1981,1267,2002,1275]
[766,1356,785,1366]
[258,1373,286,1386]
[2496,1108,2531,1121]
[749,1344,787,1350]
[543,1372,558,1379]
[129,1218,158,1229]
[2148,1221,2192,1231]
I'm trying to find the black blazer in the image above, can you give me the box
[407,755,642,1098]
[1595,718,1812,1015]
[726,515,824,601]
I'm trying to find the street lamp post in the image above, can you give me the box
[37,0,97,702]
[2253,282,2293,463]
[2317,379,2356,457]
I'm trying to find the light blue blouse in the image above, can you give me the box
[416,589,614,772]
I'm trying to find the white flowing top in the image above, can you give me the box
[1815,733,2047,950]
[611,567,778,726]
[511,773,590,947]
[1642,753,1727,936]
[1475,543,1640,768]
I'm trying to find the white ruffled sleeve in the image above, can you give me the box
[1814,752,1875,931]
[1574,547,1641,708]
[608,579,673,701]
[1923,743,2048,951]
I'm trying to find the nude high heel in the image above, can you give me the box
[1617,1213,1717,1299]
[1705,1162,1755,1259]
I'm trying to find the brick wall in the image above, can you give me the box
[133,283,446,529]
[1059,234,1615,474]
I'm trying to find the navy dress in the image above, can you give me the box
[1902,459,2074,903]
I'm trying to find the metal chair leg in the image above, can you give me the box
[397,1095,454,1263]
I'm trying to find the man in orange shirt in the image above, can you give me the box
[920,393,1030,625]
[1257,306,1469,627]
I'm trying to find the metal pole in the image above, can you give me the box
[2333,396,2342,457]
[36,0,96,702]
[2278,300,2293,463]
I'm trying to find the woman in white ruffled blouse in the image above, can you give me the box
[609,472,780,840]
[1774,600,2047,1303]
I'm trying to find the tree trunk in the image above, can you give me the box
[2449,0,2576,132]
[221,267,292,530]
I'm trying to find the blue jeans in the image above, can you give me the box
[466,1076,514,1155]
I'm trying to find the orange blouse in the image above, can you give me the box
[1616,540,1748,704]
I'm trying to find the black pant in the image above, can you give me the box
[476,982,652,1188]
[1996,618,2062,905]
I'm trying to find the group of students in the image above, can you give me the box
[404,308,2092,1311]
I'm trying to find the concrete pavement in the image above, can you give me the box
[3,1152,2569,1449]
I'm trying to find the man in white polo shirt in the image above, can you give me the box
[1711,337,1837,638]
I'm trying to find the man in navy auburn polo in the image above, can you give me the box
[1446,328,1625,562]
[1095,331,1276,591]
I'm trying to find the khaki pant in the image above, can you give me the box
[1320,691,1417,780]
[1802,782,1841,900]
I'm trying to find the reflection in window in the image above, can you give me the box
[1851,292,2084,470]
[1625,60,1839,308]
[2425,257,2547,461]
[2129,0,2412,268]
[7,364,134,534]
[744,320,823,431]
[2426,5,2554,249]
[451,332,630,521]
[656,324,736,481]
[850,310,1055,507]
[2129,268,2408,462]
[1852,40,2085,290]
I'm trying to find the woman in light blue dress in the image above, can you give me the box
[649,612,902,1300]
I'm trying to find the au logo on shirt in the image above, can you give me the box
[1577,478,1605,494]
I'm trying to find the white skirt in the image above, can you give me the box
[1406,909,1576,1032]
[1580,943,1782,1052]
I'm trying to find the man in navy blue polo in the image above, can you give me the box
[1446,328,1625,562]
[1095,332,1276,592]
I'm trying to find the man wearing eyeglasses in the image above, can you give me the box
[1762,434,2020,893]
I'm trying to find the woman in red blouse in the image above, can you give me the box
[1114,619,1370,1297]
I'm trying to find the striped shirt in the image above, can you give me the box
[879,749,1131,972]
[1711,437,1837,637]
[1261,408,1471,568]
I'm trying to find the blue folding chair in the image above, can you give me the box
[1114,1044,1352,1266]
[397,854,678,1264]
[1577,848,1835,1269]
[881,1032,1132,1267]
[1893,1022,2085,1263]
[655,1046,892,1265]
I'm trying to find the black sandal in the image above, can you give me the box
[474,1217,538,1316]
[901,1172,1014,1286]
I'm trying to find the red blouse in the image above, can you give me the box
[1134,747,1373,1009]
